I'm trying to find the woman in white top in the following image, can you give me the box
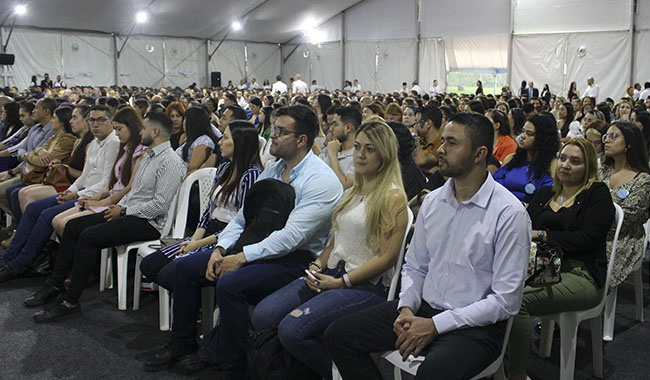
[175,106,218,175]
[250,120,408,379]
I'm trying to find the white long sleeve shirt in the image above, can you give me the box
[68,131,121,198]
[398,174,531,334]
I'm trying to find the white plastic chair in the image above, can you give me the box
[132,167,217,330]
[382,317,514,380]
[331,208,413,380]
[538,203,624,380]
[99,191,178,311]
[602,217,648,340]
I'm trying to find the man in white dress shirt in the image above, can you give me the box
[639,82,650,101]
[271,75,288,95]
[429,79,442,97]
[324,112,531,380]
[583,77,600,103]
[291,73,309,96]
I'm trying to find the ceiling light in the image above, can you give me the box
[305,28,325,45]
[136,11,148,24]
[14,4,27,16]
[232,21,242,31]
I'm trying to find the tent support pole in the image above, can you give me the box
[116,23,136,59]
[629,0,636,83]
[208,31,230,61]
[204,40,209,88]
[113,34,118,86]
[415,0,421,87]
[341,11,346,89]
[2,17,17,53]
[283,43,300,64]
[506,0,514,87]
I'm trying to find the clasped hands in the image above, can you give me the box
[393,307,439,361]
[205,248,247,281]
[304,263,344,293]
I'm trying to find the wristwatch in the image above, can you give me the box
[537,230,546,241]
[120,207,127,218]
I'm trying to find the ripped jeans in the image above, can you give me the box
[250,261,387,379]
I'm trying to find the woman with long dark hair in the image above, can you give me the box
[558,102,581,141]
[386,121,426,199]
[493,114,559,203]
[567,81,580,100]
[51,106,146,235]
[0,102,22,141]
[176,106,218,175]
[486,108,517,162]
[509,108,526,137]
[166,101,186,150]
[140,120,263,291]
[600,121,650,289]
[631,110,650,154]
[258,105,273,140]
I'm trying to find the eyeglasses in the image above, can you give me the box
[414,119,426,126]
[87,117,109,125]
[601,132,619,143]
[271,126,301,137]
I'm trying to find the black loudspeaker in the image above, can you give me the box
[211,71,221,88]
[0,54,15,65]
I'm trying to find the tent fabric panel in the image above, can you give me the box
[208,40,246,89]
[511,34,565,99]
[3,28,63,91]
[61,34,114,87]
[345,0,416,41]
[420,0,510,38]
[246,43,281,88]
[514,0,632,34]
[418,38,447,94]
[445,34,508,70]
[117,36,164,87]
[638,0,650,30]
[344,40,377,92]
[565,31,630,101]
[634,31,650,84]
[376,39,417,93]
[309,43,343,91]
[164,37,202,88]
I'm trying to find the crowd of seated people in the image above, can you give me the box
[0,72,649,380]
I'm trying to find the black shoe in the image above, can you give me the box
[24,284,64,307]
[176,352,207,375]
[33,302,81,323]
[0,264,20,284]
[143,341,199,372]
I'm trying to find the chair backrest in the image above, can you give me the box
[172,167,218,238]
[387,207,414,301]
[642,218,650,261]
[603,203,624,293]
[159,192,179,238]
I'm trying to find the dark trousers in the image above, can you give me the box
[140,249,176,291]
[323,300,506,380]
[49,212,159,304]
[3,195,74,273]
[171,250,312,374]
[6,181,26,222]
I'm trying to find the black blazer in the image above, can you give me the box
[527,182,615,287]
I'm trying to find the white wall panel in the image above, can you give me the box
[4,28,63,91]
[419,38,447,93]
[117,36,164,87]
[345,0,416,41]
[376,40,417,93]
[62,33,114,87]
[638,0,650,30]
[309,43,343,91]
[247,43,281,87]
[511,34,565,98]
[318,14,342,43]
[208,40,246,88]
[164,37,202,88]
[514,0,632,34]
[345,41,378,92]
[281,44,309,90]
[634,31,650,83]
[421,0,509,38]
[566,31,630,101]
[446,34,508,70]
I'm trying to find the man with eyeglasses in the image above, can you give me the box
[143,104,343,378]
[26,112,185,322]
[414,105,444,175]
[0,105,120,284]
[319,106,362,189]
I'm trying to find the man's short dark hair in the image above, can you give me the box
[416,105,443,130]
[106,97,119,109]
[134,98,149,109]
[448,112,494,160]
[89,104,112,119]
[334,106,362,130]
[40,98,58,116]
[146,112,173,137]
[467,100,485,115]
[275,104,319,149]
[224,104,248,121]
[522,103,535,114]
[276,75,282,81]
[645,82,650,89]
[225,92,237,103]
[20,102,35,114]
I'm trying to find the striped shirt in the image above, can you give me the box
[118,141,186,233]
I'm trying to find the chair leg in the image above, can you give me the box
[603,288,617,341]
[133,254,143,310]
[558,314,579,380]
[633,268,644,322]
[539,319,555,358]
[590,316,603,378]
[99,248,109,292]
[201,287,215,337]
[158,287,171,331]
[494,363,506,380]
[393,365,403,380]
[116,247,129,311]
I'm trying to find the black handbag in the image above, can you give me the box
[526,242,563,286]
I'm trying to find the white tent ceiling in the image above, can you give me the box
[0,0,361,43]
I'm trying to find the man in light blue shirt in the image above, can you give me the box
[144,105,343,376]
[325,112,531,380]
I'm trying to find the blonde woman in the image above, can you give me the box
[250,121,408,379]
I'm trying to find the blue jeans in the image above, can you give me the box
[250,264,387,379]
[6,181,26,222]
[2,195,75,273]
